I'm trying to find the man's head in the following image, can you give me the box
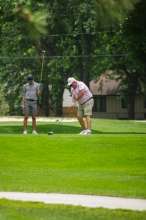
[27,74,34,84]
[67,77,77,88]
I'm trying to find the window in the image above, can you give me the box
[93,97,106,112]
[122,98,128,108]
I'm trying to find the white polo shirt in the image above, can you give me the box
[71,81,93,105]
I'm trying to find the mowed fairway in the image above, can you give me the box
[0,118,146,219]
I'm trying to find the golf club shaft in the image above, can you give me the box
[53,106,73,133]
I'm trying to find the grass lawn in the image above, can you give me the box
[0,199,146,220]
[0,118,146,219]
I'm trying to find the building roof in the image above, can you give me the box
[90,74,120,96]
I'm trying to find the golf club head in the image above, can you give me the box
[48,131,53,135]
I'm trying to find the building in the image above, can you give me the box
[90,75,146,119]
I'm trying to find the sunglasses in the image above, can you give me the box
[70,82,75,87]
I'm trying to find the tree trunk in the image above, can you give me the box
[55,83,64,117]
[83,57,90,88]
[41,85,49,116]
[123,68,140,120]
[127,94,135,119]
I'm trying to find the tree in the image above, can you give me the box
[1,0,102,116]
[0,0,49,115]
[121,0,146,69]
[0,0,141,116]
[106,0,146,119]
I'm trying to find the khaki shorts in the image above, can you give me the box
[77,98,94,117]
[23,100,37,115]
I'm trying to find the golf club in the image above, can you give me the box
[48,106,73,135]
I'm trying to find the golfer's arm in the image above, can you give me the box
[37,84,43,96]
[22,96,25,109]
[72,97,76,106]
[76,90,84,101]
[37,88,42,97]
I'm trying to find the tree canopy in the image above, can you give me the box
[104,0,146,119]
[0,0,144,117]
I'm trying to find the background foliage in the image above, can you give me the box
[0,0,145,118]
[0,84,9,115]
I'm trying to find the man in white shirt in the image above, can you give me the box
[67,77,94,135]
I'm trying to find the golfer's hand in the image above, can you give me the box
[22,104,25,110]
[72,103,75,108]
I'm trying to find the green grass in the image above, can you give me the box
[0,118,146,219]
[0,199,146,220]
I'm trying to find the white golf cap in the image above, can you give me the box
[67,77,76,86]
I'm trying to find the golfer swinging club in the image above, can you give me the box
[67,77,94,135]
[22,74,42,134]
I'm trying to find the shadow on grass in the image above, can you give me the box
[0,123,146,134]
[0,123,82,134]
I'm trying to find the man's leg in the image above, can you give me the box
[32,115,36,131]
[84,99,94,131]
[85,115,91,130]
[24,114,28,131]
[23,100,30,134]
[31,101,38,134]
[77,116,86,130]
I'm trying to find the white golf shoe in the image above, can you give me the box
[78,130,86,135]
[82,130,92,135]
[32,130,38,134]
[78,130,92,135]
